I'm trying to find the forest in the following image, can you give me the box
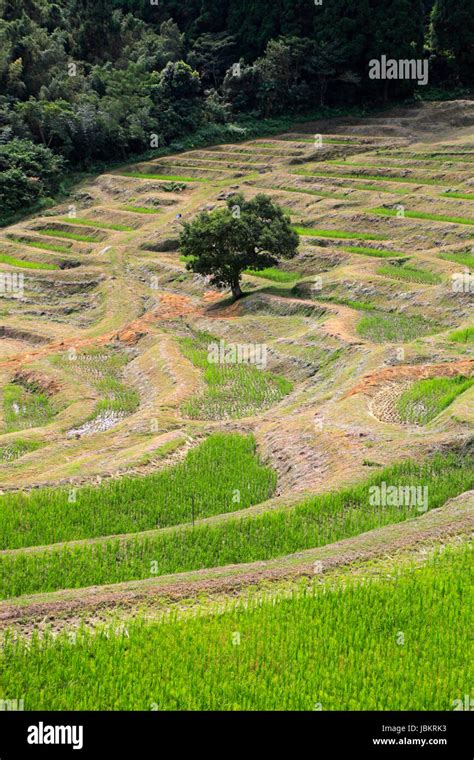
[0,0,473,220]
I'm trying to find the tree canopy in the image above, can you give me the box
[179,194,299,299]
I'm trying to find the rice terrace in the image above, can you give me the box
[0,0,472,743]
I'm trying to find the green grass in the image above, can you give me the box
[397,376,474,425]
[0,252,57,270]
[244,267,300,283]
[3,544,469,710]
[293,170,440,186]
[7,237,72,254]
[292,226,387,241]
[448,327,474,344]
[370,207,474,226]
[59,217,134,231]
[119,206,161,214]
[357,312,442,343]
[120,172,201,182]
[0,433,276,550]
[343,246,404,259]
[2,383,56,433]
[439,251,474,270]
[179,331,293,420]
[442,192,474,200]
[377,264,441,284]
[39,228,98,243]
[0,438,42,463]
[0,454,470,599]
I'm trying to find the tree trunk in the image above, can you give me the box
[231,280,243,300]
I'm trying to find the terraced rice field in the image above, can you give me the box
[3,544,469,710]
[0,100,472,712]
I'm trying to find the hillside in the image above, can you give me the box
[0,99,472,712]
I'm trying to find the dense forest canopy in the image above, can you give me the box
[0,0,472,219]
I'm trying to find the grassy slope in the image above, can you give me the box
[0,433,276,549]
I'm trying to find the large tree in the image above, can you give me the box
[180,194,299,299]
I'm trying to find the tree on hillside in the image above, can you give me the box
[179,194,299,300]
[431,0,474,84]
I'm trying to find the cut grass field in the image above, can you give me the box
[0,433,276,549]
[292,226,387,241]
[357,312,442,343]
[377,264,441,284]
[0,454,470,599]
[397,376,474,425]
[370,207,474,226]
[179,332,293,420]
[3,544,469,710]
[0,251,58,270]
